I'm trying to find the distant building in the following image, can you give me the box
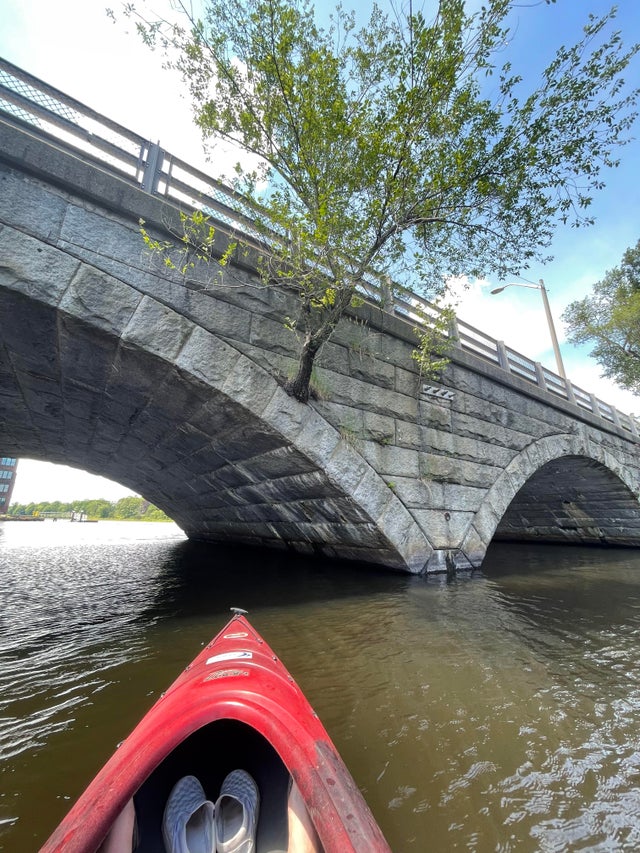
[0,456,18,513]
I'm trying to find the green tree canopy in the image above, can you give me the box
[563,239,640,395]
[113,496,149,518]
[126,0,639,401]
[8,497,171,521]
[73,499,114,518]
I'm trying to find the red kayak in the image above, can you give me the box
[41,611,391,852]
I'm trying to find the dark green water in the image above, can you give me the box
[2,520,640,851]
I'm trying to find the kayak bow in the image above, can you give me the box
[41,613,391,852]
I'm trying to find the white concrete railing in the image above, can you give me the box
[2,56,638,437]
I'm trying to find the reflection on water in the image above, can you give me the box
[2,522,640,851]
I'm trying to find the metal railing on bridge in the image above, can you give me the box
[1,56,638,437]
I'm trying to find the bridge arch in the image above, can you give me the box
[461,434,640,564]
[0,245,431,572]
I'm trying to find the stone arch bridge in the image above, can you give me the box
[2,60,640,573]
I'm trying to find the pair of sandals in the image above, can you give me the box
[162,771,260,853]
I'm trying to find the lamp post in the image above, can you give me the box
[491,279,567,381]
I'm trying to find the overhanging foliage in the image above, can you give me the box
[121,0,639,401]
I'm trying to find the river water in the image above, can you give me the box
[1,520,640,852]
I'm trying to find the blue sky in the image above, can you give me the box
[2,0,640,501]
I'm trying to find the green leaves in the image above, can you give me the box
[140,212,221,277]
[411,301,457,381]
[126,0,639,401]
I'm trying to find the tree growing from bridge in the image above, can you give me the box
[563,239,640,396]
[125,0,639,402]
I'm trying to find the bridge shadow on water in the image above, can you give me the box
[147,537,640,634]
[145,538,413,622]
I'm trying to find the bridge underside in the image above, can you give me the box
[0,284,412,569]
[494,456,640,548]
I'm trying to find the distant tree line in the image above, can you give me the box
[8,496,171,521]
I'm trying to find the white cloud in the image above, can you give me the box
[11,461,137,505]
[446,276,567,360]
[1,0,246,180]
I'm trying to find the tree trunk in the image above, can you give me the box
[284,335,319,403]
[283,287,356,402]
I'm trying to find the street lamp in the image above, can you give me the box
[491,279,567,381]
